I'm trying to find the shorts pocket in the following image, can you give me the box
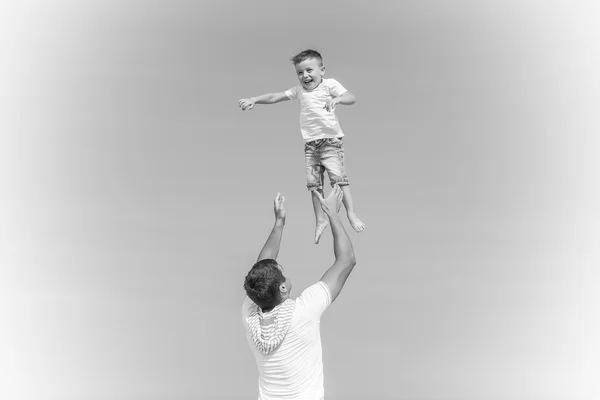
[325,138,342,147]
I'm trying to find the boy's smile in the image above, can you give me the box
[295,58,325,91]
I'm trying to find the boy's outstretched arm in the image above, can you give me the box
[315,186,357,303]
[239,92,290,111]
[324,91,356,112]
[257,193,287,262]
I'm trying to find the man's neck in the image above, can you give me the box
[261,298,287,313]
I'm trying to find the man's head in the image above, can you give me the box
[244,259,292,310]
[290,49,325,91]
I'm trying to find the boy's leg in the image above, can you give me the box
[305,140,329,244]
[320,138,366,233]
[311,188,329,244]
[340,185,366,232]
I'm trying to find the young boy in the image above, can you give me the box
[238,49,365,244]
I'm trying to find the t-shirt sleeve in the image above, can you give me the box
[295,281,332,320]
[285,85,300,100]
[327,79,348,97]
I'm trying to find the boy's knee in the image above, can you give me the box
[306,167,324,190]
[307,180,323,191]
[330,179,349,187]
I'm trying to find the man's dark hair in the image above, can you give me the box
[290,49,323,66]
[244,259,285,309]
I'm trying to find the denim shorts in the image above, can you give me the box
[304,137,349,191]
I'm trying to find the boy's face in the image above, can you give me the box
[294,58,325,91]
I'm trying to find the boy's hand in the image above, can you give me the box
[324,97,339,112]
[238,98,256,111]
[314,185,343,216]
[273,192,286,222]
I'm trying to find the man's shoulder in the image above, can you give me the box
[298,281,330,295]
[241,296,256,320]
[295,282,332,314]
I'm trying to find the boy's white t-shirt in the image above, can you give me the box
[285,78,348,142]
[242,281,332,400]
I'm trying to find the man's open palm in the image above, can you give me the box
[274,193,286,221]
[315,185,343,216]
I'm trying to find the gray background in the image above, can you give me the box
[1,0,599,399]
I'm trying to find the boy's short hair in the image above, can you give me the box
[244,259,285,309]
[290,49,323,66]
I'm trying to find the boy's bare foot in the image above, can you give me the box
[314,219,329,244]
[347,212,366,232]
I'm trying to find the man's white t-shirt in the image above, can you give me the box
[242,282,332,400]
[285,78,348,142]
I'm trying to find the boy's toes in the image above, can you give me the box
[348,214,366,233]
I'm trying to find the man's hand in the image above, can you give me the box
[257,192,286,262]
[314,185,343,216]
[238,98,256,111]
[324,97,339,112]
[274,192,286,222]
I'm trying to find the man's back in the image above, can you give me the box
[243,187,356,400]
[242,282,331,400]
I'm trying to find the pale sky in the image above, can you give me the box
[1,1,599,399]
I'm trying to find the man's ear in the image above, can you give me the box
[279,284,288,294]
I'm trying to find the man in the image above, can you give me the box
[242,185,357,400]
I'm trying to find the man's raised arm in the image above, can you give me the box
[257,193,287,262]
[315,185,357,303]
